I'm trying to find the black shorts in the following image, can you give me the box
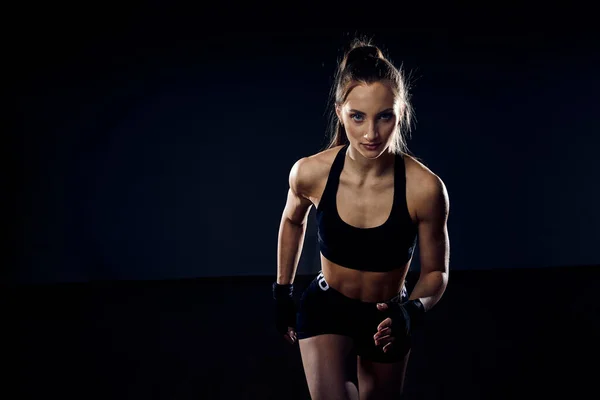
[296,271,411,363]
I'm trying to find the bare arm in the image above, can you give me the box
[277,158,314,285]
[409,174,450,311]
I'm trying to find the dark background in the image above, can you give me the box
[8,3,599,399]
[12,11,600,284]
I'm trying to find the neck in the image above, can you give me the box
[345,145,395,178]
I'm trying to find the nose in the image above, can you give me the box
[363,121,379,142]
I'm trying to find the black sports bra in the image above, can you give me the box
[316,144,417,272]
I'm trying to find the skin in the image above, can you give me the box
[277,81,450,399]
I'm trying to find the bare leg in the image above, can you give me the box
[357,350,411,400]
[299,334,358,400]
[346,381,359,400]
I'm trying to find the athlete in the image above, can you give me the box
[273,38,450,400]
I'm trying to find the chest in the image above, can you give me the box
[334,172,395,229]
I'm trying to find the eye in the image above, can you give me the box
[350,113,364,122]
[379,113,394,121]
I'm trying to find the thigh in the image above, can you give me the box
[299,334,358,400]
[357,351,411,400]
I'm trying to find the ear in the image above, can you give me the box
[398,103,406,118]
[335,104,343,124]
[396,104,405,126]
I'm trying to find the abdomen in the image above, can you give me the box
[319,254,411,302]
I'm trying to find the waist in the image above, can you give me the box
[320,255,409,303]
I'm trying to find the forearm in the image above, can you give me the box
[276,217,308,285]
[409,270,448,312]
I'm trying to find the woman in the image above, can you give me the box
[273,39,450,400]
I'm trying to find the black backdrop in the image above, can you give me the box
[12,10,600,284]
[8,5,600,400]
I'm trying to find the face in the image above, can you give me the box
[336,81,400,159]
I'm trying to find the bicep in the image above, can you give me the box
[283,188,313,225]
[282,158,314,225]
[417,176,450,274]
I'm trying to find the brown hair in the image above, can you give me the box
[324,38,414,155]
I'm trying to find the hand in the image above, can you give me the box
[373,299,425,352]
[273,283,298,345]
[373,303,405,353]
[276,301,297,344]
[283,327,297,345]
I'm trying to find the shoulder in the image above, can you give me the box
[403,154,449,221]
[289,145,345,199]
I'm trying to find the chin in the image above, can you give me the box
[361,151,382,159]
[359,146,387,159]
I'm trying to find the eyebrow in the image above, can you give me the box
[349,108,394,115]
